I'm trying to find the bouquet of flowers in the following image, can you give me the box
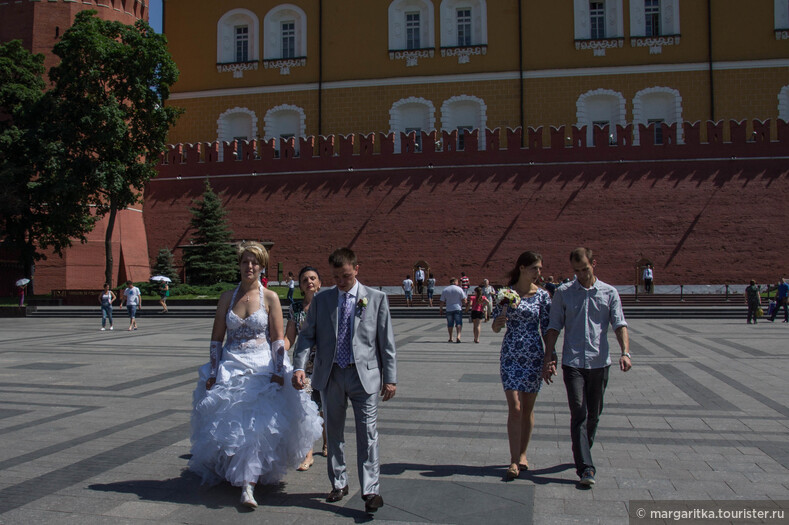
[497,288,521,308]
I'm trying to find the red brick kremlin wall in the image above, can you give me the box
[146,121,789,287]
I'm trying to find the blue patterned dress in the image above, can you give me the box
[493,288,551,393]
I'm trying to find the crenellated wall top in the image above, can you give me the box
[156,120,789,178]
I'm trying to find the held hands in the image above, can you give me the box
[271,374,284,386]
[541,358,557,384]
[205,377,216,390]
[381,383,396,402]
[291,370,306,390]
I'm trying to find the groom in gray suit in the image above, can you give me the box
[292,248,397,513]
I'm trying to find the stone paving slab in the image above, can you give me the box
[0,317,788,524]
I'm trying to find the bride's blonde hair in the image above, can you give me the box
[237,241,269,267]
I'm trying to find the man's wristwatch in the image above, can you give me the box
[621,352,631,359]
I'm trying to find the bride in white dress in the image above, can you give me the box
[189,242,323,509]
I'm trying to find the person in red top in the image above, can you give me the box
[468,287,490,343]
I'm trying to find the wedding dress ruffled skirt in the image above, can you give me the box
[188,295,322,487]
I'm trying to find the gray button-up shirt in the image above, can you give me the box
[547,278,627,369]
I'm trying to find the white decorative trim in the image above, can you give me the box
[170,59,789,100]
[575,38,624,57]
[263,4,307,60]
[632,86,683,145]
[440,45,486,63]
[439,0,487,48]
[576,89,626,145]
[775,0,789,30]
[217,61,259,78]
[388,0,435,51]
[389,97,436,152]
[440,94,487,149]
[263,57,306,75]
[779,86,789,122]
[217,8,259,65]
[263,104,307,151]
[389,49,435,66]
[630,35,680,54]
[217,107,258,161]
[776,30,789,40]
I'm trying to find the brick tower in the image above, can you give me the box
[0,1,152,294]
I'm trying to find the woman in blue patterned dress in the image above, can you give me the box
[491,251,551,480]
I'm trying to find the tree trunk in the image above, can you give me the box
[22,236,36,297]
[104,205,118,287]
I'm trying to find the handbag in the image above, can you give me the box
[756,307,764,318]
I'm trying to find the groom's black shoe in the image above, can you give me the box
[326,485,349,502]
[363,494,384,513]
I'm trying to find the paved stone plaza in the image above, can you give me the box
[0,315,787,524]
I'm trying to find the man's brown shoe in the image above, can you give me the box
[326,485,349,502]
[364,494,384,513]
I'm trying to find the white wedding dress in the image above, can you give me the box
[189,285,323,486]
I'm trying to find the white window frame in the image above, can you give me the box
[264,4,307,60]
[632,86,683,144]
[775,0,789,29]
[406,11,422,49]
[574,0,624,40]
[235,25,249,62]
[590,2,606,39]
[217,9,259,64]
[778,86,789,122]
[263,104,307,154]
[576,89,626,145]
[439,0,487,47]
[630,0,679,37]
[281,21,296,58]
[389,0,435,51]
[389,97,436,153]
[440,94,487,150]
[217,107,258,161]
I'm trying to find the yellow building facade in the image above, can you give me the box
[163,0,789,146]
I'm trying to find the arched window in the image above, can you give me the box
[217,9,260,64]
[630,0,680,37]
[264,4,307,59]
[440,95,487,150]
[779,86,789,122]
[390,97,436,152]
[633,87,683,144]
[389,0,435,50]
[217,107,258,161]
[264,104,307,154]
[576,89,626,145]
[439,0,487,47]
[574,0,624,40]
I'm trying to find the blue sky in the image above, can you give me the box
[149,0,163,32]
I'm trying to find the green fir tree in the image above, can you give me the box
[183,180,237,284]
[151,248,180,284]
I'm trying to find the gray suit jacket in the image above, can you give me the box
[293,283,397,395]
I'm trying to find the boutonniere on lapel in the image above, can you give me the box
[357,297,368,319]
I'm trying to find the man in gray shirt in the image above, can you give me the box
[542,247,631,487]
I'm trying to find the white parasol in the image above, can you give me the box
[16,278,30,286]
[149,275,172,282]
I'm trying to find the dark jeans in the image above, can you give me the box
[644,279,653,293]
[747,304,759,324]
[416,280,424,294]
[562,365,610,476]
[770,299,788,322]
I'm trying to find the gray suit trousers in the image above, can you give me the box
[322,364,380,495]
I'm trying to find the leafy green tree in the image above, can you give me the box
[0,40,97,294]
[183,180,237,285]
[151,247,180,284]
[48,10,182,286]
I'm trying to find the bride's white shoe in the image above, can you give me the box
[241,483,257,509]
